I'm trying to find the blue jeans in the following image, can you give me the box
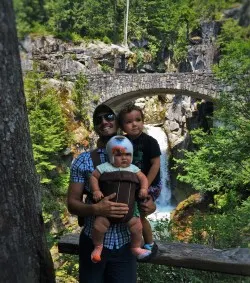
[79,232,137,283]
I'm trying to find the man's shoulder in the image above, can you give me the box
[74,151,91,161]
[71,151,92,167]
[73,147,104,159]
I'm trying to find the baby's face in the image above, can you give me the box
[113,152,132,168]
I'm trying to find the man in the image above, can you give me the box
[67,104,156,283]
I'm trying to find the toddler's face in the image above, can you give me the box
[113,152,132,168]
[122,110,144,139]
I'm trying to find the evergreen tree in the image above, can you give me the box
[14,0,47,37]
[190,0,237,21]
[29,94,67,184]
[45,0,84,35]
[129,0,149,41]
[24,70,68,185]
[13,0,240,65]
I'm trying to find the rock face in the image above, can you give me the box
[20,35,133,76]
[185,21,221,73]
[164,20,221,202]
[239,0,250,27]
[223,1,249,27]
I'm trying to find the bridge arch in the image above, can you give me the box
[86,73,222,110]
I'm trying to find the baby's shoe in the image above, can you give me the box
[131,247,151,260]
[91,245,103,263]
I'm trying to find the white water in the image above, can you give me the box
[144,125,175,221]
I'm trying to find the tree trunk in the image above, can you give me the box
[124,0,129,47]
[0,1,55,282]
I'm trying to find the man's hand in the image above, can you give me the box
[94,193,129,218]
[139,195,156,217]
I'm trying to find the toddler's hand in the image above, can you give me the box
[139,189,148,199]
[93,191,104,202]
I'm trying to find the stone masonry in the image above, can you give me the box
[76,73,224,110]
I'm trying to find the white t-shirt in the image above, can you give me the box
[96,162,140,175]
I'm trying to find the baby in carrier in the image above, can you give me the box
[90,135,152,263]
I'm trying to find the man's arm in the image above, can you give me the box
[67,182,129,218]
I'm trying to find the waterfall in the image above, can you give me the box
[144,125,174,220]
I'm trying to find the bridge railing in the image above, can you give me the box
[58,233,250,277]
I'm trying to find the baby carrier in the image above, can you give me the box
[99,170,139,223]
[78,149,139,226]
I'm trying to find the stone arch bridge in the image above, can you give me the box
[83,72,225,110]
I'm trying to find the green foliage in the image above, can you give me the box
[45,0,84,35]
[147,39,160,61]
[216,18,248,48]
[24,69,73,283]
[174,21,250,203]
[45,0,119,40]
[174,125,250,194]
[137,216,250,282]
[13,0,48,37]
[24,66,44,110]
[191,0,238,21]
[70,32,84,44]
[24,68,68,186]
[134,49,145,72]
[53,168,70,196]
[138,263,249,283]
[72,73,98,128]
[29,94,67,183]
[14,0,240,66]
[172,24,189,63]
[171,22,250,282]
[144,0,198,64]
[100,63,112,73]
[153,218,172,241]
[213,190,240,211]
[29,23,50,37]
[103,36,112,44]
[56,254,79,282]
[127,48,153,72]
[128,0,149,41]
[190,197,250,248]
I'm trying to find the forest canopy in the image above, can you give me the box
[14,0,240,63]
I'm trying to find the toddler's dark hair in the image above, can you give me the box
[118,103,144,130]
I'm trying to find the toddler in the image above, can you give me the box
[118,104,162,254]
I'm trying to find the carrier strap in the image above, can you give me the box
[90,148,101,168]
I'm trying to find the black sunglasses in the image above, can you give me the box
[94,113,115,125]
